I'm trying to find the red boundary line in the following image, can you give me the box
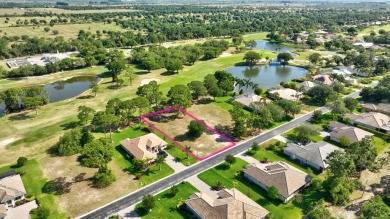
[141,106,236,161]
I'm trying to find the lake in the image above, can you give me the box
[0,76,100,116]
[254,40,294,53]
[225,65,308,89]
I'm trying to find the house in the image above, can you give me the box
[120,133,168,160]
[344,76,358,85]
[328,121,374,144]
[0,170,26,210]
[324,34,338,40]
[268,88,302,101]
[312,74,334,86]
[284,141,342,172]
[315,38,325,45]
[231,93,264,108]
[315,30,328,35]
[243,161,311,203]
[296,81,316,92]
[288,35,302,44]
[185,188,269,219]
[353,42,374,49]
[344,112,390,133]
[361,103,390,116]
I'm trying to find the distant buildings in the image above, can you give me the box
[120,133,168,160]
[284,141,341,172]
[243,161,311,203]
[361,103,390,116]
[328,121,374,144]
[185,188,269,219]
[0,170,27,219]
[230,93,262,109]
[6,52,76,68]
[296,81,316,92]
[312,75,334,86]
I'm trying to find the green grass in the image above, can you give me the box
[282,129,324,143]
[198,158,321,219]
[243,32,269,41]
[103,126,175,186]
[165,145,198,166]
[0,159,68,219]
[134,182,198,219]
[372,136,389,154]
[310,112,335,130]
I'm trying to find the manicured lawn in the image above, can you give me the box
[310,112,336,130]
[372,136,389,154]
[0,159,68,219]
[198,158,321,219]
[107,126,175,186]
[135,182,198,219]
[282,129,323,143]
[165,145,198,166]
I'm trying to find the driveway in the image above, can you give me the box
[5,201,37,219]
[164,153,187,173]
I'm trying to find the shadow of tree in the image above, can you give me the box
[8,112,32,121]
[60,121,80,130]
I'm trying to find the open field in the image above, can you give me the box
[198,158,323,219]
[0,8,139,16]
[135,182,198,218]
[0,22,126,39]
[144,109,233,159]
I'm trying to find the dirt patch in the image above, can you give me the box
[140,78,161,86]
[0,137,20,149]
[219,52,232,57]
[41,154,138,218]
[144,106,233,159]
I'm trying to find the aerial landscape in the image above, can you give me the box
[0,0,390,219]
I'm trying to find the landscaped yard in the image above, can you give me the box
[0,159,67,219]
[282,128,324,143]
[134,182,199,219]
[198,158,322,219]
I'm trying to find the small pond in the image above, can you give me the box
[0,76,100,116]
[253,40,295,53]
[225,65,308,90]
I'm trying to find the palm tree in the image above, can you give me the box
[185,145,192,159]
[155,155,165,171]
[243,79,252,93]
[234,77,245,92]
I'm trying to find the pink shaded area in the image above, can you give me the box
[141,106,236,161]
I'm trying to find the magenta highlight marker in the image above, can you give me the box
[141,106,236,161]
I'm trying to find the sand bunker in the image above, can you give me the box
[219,52,232,57]
[140,78,161,86]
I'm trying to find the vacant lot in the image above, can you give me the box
[145,109,233,159]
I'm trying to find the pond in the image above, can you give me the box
[0,76,100,116]
[225,65,308,90]
[253,40,294,53]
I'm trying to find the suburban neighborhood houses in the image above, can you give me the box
[0,1,390,219]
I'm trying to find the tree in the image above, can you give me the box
[232,36,244,46]
[81,138,114,169]
[167,84,192,109]
[34,207,50,219]
[294,123,319,143]
[348,137,377,177]
[344,97,359,113]
[90,81,99,97]
[312,110,323,121]
[185,145,192,159]
[243,51,262,66]
[359,196,390,219]
[308,200,335,219]
[333,55,343,66]
[17,157,28,167]
[332,82,345,94]
[187,120,206,138]
[78,106,96,124]
[155,155,165,171]
[267,186,279,200]
[170,185,179,197]
[44,27,50,32]
[56,129,83,156]
[339,135,351,147]
[133,158,147,171]
[266,103,285,122]
[229,104,248,138]
[136,81,164,108]
[245,40,257,49]
[324,176,351,205]
[92,168,116,188]
[208,85,223,100]
[107,60,126,82]
[23,96,45,115]
[277,52,294,66]
[307,84,338,104]
[277,99,301,117]
[124,66,135,86]
[225,154,236,167]
[308,53,321,66]
[188,81,207,100]
[52,30,59,35]
[327,98,348,118]
[142,194,155,212]
[91,111,120,141]
[325,150,356,179]
[165,59,183,73]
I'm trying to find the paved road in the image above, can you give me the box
[79,83,377,219]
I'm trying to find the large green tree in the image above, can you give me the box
[167,84,192,109]
[107,60,126,82]
[81,138,114,169]
[243,51,262,66]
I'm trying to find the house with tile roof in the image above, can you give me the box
[120,133,168,160]
[361,103,390,116]
[328,121,374,144]
[243,161,311,203]
[0,170,26,210]
[284,141,342,172]
[296,81,316,92]
[312,74,334,86]
[343,112,390,133]
[185,188,269,219]
[230,93,267,109]
[268,88,302,101]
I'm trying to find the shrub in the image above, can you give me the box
[187,120,206,138]
[136,173,142,180]
[170,185,179,196]
[251,142,260,151]
[92,168,116,188]
[17,156,28,167]
[34,207,50,219]
[268,186,279,199]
